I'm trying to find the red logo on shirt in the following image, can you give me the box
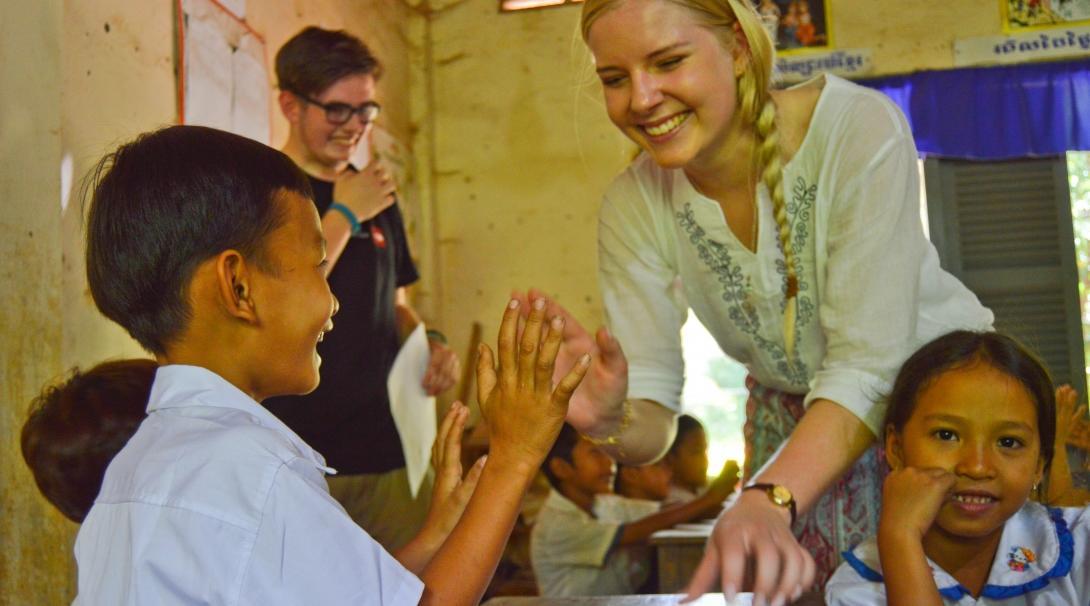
[370,224,387,248]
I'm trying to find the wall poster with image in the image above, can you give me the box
[755,0,832,53]
[1002,0,1090,31]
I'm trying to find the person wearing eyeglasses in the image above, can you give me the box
[264,26,461,553]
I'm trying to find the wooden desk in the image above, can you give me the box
[650,523,715,593]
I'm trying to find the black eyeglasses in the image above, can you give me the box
[293,91,381,126]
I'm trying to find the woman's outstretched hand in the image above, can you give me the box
[685,489,816,604]
[511,288,629,434]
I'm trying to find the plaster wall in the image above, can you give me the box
[1,2,69,602]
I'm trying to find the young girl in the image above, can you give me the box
[826,331,1090,604]
[664,414,710,506]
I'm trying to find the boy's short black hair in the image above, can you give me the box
[541,423,581,490]
[276,27,382,98]
[21,359,156,522]
[885,330,1057,477]
[84,125,312,355]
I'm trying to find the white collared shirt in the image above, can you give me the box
[530,490,650,597]
[826,501,1090,604]
[73,365,423,605]
[598,74,993,436]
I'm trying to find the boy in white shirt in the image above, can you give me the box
[531,424,735,596]
[76,125,588,605]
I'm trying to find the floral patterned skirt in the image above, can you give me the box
[743,376,885,588]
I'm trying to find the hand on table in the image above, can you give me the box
[685,488,815,605]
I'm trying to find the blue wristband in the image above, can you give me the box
[329,202,361,235]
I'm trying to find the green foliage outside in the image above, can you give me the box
[1068,152,1090,389]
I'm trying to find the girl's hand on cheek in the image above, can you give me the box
[880,467,956,542]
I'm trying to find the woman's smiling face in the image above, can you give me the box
[587,0,741,171]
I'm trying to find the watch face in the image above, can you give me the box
[771,485,792,505]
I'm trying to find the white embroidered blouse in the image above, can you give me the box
[599,74,993,436]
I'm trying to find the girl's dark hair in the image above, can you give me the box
[542,423,581,490]
[21,359,157,522]
[669,414,706,455]
[84,125,312,355]
[275,27,382,98]
[885,330,1056,475]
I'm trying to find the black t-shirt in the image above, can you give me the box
[265,175,419,474]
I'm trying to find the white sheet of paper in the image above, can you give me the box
[387,324,436,498]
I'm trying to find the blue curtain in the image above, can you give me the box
[857,58,1090,160]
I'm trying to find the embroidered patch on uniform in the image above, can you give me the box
[1007,546,1036,571]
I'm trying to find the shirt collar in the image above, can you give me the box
[842,501,1073,600]
[147,365,336,475]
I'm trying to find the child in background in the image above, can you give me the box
[73,124,589,605]
[21,359,155,523]
[663,414,710,506]
[826,331,1090,604]
[531,424,736,596]
[1045,384,1090,506]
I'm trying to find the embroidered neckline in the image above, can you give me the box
[674,189,815,387]
[841,507,1074,599]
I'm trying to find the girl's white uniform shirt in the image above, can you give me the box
[599,74,993,436]
[826,501,1090,604]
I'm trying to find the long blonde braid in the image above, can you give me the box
[582,0,799,359]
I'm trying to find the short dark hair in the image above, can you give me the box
[276,27,382,98]
[885,330,1057,477]
[668,414,705,455]
[21,359,157,522]
[84,125,312,355]
[542,423,581,490]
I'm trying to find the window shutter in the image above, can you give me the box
[924,157,1086,398]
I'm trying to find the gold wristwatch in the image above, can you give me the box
[742,483,797,526]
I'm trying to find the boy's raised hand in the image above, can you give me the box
[510,288,628,434]
[706,459,741,503]
[425,402,485,539]
[1056,385,1083,447]
[395,401,485,574]
[880,466,956,542]
[476,298,590,468]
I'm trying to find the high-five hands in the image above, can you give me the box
[510,288,628,434]
[476,297,591,468]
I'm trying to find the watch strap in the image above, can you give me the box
[742,482,797,527]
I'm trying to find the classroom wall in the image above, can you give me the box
[1,1,70,602]
[2,1,416,602]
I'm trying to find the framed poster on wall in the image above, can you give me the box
[757,0,831,53]
[1002,0,1090,31]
